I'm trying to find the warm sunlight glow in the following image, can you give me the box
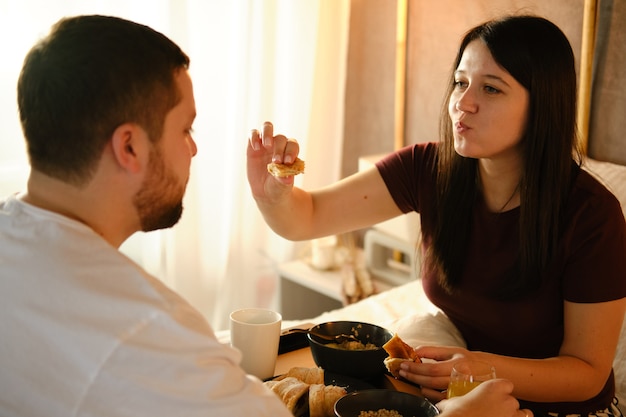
[0,0,349,331]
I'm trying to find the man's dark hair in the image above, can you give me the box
[18,15,190,185]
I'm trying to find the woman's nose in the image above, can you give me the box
[455,90,478,113]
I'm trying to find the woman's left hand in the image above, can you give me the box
[436,379,532,417]
[398,346,474,402]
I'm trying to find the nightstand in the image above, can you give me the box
[277,259,393,320]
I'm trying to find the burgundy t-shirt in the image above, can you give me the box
[376,142,626,414]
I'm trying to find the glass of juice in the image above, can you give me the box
[447,360,496,398]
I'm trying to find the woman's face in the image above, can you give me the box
[448,40,529,161]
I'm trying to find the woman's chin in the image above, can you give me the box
[453,139,474,158]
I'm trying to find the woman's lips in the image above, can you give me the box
[455,121,470,133]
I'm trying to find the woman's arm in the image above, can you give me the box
[247,122,403,240]
[401,298,626,403]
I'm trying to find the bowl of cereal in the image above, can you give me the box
[307,321,393,379]
[334,389,439,417]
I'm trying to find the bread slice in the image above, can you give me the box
[382,334,420,378]
[383,357,411,378]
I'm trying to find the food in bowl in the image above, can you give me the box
[358,409,403,417]
[325,340,378,350]
[334,390,440,417]
[307,321,393,379]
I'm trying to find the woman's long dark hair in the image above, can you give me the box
[426,15,582,297]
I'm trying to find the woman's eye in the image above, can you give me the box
[484,85,500,94]
[454,80,467,89]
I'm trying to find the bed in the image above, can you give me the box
[284,156,626,404]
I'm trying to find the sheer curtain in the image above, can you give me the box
[0,0,349,331]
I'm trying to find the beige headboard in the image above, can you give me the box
[586,0,626,165]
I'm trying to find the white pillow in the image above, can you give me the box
[584,158,626,217]
[584,158,626,404]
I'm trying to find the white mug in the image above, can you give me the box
[229,308,282,380]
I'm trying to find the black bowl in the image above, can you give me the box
[334,389,440,417]
[307,321,393,379]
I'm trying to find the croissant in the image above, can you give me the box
[264,377,310,417]
[275,366,324,385]
[308,383,347,417]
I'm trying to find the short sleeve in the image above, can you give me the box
[561,171,626,302]
[375,142,438,215]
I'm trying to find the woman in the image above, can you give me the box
[247,15,626,416]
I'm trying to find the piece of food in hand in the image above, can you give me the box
[382,333,421,378]
[267,157,305,177]
[308,383,347,417]
[264,376,310,417]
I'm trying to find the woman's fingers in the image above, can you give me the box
[248,128,262,151]
[262,121,274,148]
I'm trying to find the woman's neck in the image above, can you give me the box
[478,158,522,213]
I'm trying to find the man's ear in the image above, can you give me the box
[110,123,149,174]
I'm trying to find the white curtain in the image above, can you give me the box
[0,0,349,331]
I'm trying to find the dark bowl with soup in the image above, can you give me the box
[307,321,394,379]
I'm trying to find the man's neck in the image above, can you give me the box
[23,170,135,248]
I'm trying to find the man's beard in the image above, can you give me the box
[133,148,186,232]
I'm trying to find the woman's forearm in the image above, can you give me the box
[474,352,611,403]
[253,186,317,241]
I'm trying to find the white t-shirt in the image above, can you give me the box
[0,195,290,417]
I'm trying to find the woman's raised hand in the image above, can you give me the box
[247,121,301,203]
